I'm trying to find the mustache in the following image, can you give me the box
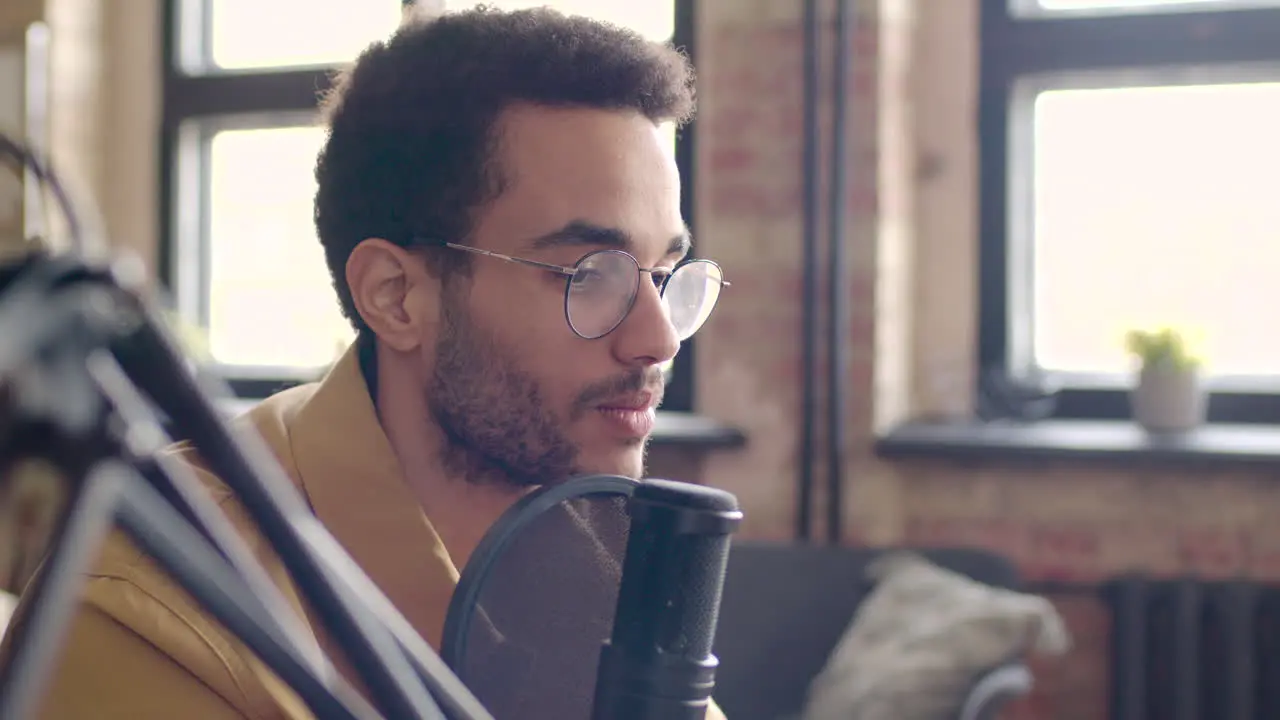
[573,367,666,413]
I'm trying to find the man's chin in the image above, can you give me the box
[572,447,647,481]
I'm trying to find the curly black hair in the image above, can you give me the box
[314,5,697,333]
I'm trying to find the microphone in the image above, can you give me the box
[591,479,742,720]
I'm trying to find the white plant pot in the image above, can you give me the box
[1130,365,1206,433]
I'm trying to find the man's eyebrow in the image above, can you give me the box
[527,220,693,260]
[668,227,692,259]
[527,221,629,251]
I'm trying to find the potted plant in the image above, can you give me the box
[1124,327,1206,433]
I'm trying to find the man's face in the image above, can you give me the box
[424,106,685,486]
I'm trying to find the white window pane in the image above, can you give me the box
[207,1,673,71]
[1014,0,1280,16]
[209,0,403,70]
[441,0,674,42]
[659,121,677,158]
[1029,80,1280,378]
[1040,0,1252,7]
[207,125,354,368]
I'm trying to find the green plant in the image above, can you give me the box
[1124,327,1201,371]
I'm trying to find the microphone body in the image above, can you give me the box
[591,479,742,720]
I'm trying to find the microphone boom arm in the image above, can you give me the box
[1,459,380,720]
[0,270,379,720]
[0,134,492,719]
[106,275,449,719]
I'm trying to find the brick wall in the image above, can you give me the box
[652,1,1280,718]
[10,0,1277,717]
[0,0,46,251]
[0,0,159,268]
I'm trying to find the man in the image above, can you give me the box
[0,6,729,719]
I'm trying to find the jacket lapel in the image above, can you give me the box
[284,346,460,653]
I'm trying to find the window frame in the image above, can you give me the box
[158,0,701,411]
[978,0,1280,424]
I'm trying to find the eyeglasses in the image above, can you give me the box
[423,240,729,341]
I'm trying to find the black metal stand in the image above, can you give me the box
[0,459,377,720]
[0,133,492,720]
[107,288,468,720]
[110,461,379,720]
[0,465,118,720]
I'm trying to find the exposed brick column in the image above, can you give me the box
[693,0,892,543]
[0,0,159,272]
[0,0,47,255]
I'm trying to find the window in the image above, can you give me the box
[979,0,1280,423]
[161,0,698,409]
[1010,0,1280,18]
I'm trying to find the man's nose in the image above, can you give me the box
[611,276,681,368]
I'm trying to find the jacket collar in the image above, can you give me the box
[286,343,460,650]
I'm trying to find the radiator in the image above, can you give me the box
[1104,576,1280,720]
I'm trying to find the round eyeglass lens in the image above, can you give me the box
[565,250,640,339]
[663,260,724,340]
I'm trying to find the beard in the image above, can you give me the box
[425,288,662,488]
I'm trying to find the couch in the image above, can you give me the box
[712,542,1034,720]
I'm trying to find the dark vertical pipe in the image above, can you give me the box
[667,0,698,414]
[1171,580,1201,720]
[797,0,821,542]
[1104,577,1148,720]
[826,0,851,545]
[157,0,178,292]
[1219,582,1257,720]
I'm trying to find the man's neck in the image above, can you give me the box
[364,337,525,570]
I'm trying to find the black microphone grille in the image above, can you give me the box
[631,478,740,515]
[613,479,742,661]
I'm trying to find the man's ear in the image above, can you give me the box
[345,238,439,353]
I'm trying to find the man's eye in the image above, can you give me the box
[571,269,608,289]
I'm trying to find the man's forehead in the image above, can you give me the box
[523,220,692,260]
[477,107,686,262]
[496,104,659,150]
[492,106,677,188]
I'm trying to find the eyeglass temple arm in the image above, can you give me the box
[435,239,730,287]
[441,242,575,276]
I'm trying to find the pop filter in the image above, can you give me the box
[441,475,636,720]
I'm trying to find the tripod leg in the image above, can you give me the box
[105,462,383,720]
[0,468,118,720]
[309,538,495,720]
[112,315,448,720]
[86,350,328,676]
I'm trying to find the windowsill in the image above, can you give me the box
[216,398,746,450]
[875,418,1280,466]
[650,412,748,448]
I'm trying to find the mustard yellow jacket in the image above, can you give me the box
[1,345,726,719]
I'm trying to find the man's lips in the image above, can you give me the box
[594,392,660,438]
[595,392,658,412]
